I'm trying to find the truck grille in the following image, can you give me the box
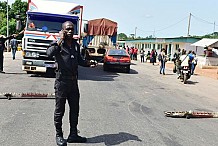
[25,38,55,61]
[27,38,53,51]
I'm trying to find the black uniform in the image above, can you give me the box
[47,39,90,137]
[0,36,12,72]
[173,51,181,75]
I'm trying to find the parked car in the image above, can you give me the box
[103,49,131,73]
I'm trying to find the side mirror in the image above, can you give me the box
[16,20,22,31]
[83,23,88,33]
[15,15,22,31]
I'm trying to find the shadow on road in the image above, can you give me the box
[78,65,138,81]
[87,132,142,145]
[185,80,199,85]
[25,64,138,81]
[164,73,174,76]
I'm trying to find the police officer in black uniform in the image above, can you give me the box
[47,21,96,146]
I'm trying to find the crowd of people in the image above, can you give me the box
[121,45,198,77]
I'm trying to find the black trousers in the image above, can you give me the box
[0,49,4,71]
[54,79,80,135]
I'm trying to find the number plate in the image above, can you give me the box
[44,64,56,68]
[182,71,189,73]
[26,61,32,65]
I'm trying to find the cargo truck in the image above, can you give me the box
[18,0,83,74]
[81,18,118,62]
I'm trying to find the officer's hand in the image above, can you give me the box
[59,30,66,40]
[89,60,97,68]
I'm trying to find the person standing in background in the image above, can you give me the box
[158,48,167,75]
[191,51,198,75]
[0,34,15,73]
[10,36,18,60]
[140,48,145,63]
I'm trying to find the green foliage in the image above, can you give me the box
[0,1,8,14]
[118,33,128,40]
[193,32,218,39]
[0,0,27,36]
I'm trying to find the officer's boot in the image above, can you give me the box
[67,128,87,143]
[56,129,67,146]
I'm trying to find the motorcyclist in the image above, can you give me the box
[179,50,193,79]
[180,51,189,68]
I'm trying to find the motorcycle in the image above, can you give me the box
[180,65,191,84]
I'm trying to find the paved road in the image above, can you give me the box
[0,51,218,146]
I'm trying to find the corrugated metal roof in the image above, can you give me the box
[191,38,218,47]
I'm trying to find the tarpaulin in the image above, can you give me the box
[88,18,117,36]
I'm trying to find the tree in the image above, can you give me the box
[118,33,128,40]
[0,0,27,36]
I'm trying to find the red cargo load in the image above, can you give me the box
[88,18,117,36]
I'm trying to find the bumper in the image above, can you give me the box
[104,62,130,67]
[22,59,56,72]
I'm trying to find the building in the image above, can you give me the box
[118,37,200,60]
[191,38,218,66]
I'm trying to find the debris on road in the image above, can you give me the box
[164,110,218,119]
[0,92,55,100]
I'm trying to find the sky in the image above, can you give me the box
[2,0,218,38]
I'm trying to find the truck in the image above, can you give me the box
[17,0,83,75]
[81,18,118,62]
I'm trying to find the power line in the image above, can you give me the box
[136,16,188,36]
[155,16,188,32]
[191,13,214,25]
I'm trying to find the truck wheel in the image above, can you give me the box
[26,71,32,74]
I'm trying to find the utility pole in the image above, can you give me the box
[7,0,9,52]
[187,13,191,37]
[153,29,156,38]
[134,27,137,39]
[213,21,216,36]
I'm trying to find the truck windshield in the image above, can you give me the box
[26,12,79,34]
[26,19,62,33]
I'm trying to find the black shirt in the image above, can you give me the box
[47,40,89,76]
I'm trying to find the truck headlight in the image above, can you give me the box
[24,51,39,58]
[31,52,38,58]
[25,52,31,57]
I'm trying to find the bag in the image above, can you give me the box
[158,54,162,61]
